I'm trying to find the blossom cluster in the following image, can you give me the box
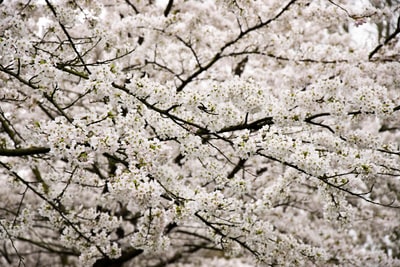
[0,0,399,266]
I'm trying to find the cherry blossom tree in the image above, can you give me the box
[1,0,400,266]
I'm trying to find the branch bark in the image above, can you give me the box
[0,147,50,157]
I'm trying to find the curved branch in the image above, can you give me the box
[176,0,297,92]
[304,113,335,133]
[369,15,400,60]
[125,0,139,14]
[257,151,400,209]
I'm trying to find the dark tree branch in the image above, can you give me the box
[0,108,23,146]
[257,151,400,209]
[175,34,203,68]
[304,113,335,133]
[164,0,174,17]
[369,15,400,60]
[125,0,139,14]
[0,64,39,89]
[0,220,26,266]
[233,56,248,76]
[43,92,74,123]
[194,211,261,258]
[0,65,72,122]
[262,52,348,64]
[45,0,91,75]
[111,82,211,134]
[92,248,144,267]
[0,161,109,258]
[218,116,274,133]
[176,0,298,92]
[54,64,89,80]
[0,147,51,157]
[227,158,247,179]
[112,82,400,142]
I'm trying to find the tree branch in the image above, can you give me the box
[92,248,144,267]
[369,15,400,60]
[176,0,297,92]
[45,0,91,75]
[0,147,50,157]
[164,0,174,17]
